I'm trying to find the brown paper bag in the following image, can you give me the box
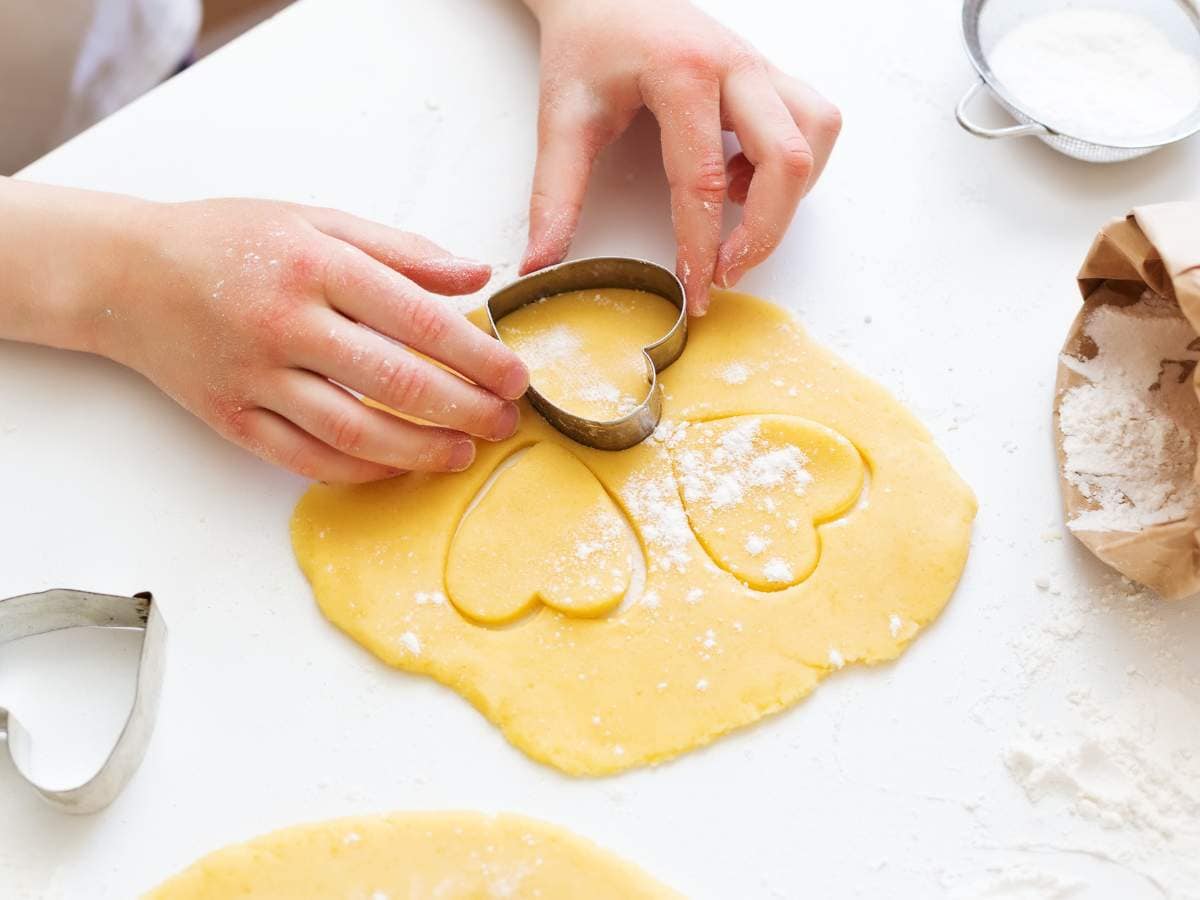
[1054,202,1200,599]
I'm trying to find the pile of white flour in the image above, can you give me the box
[989,8,1200,141]
[1058,295,1200,533]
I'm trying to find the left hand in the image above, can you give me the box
[521,0,842,314]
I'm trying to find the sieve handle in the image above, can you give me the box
[955,80,1047,139]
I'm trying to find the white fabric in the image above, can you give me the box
[0,0,201,174]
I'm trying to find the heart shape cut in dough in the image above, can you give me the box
[667,415,865,591]
[494,288,681,423]
[446,443,638,625]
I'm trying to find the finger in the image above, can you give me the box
[299,206,491,296]
[227,407,398,483]
[723,80,841,209]
[295,310,520,441]
[725,152,753,206]
[715,66,815,289]
[520,97,608,275]
[644,74,725,316]
[260,369,475,472]
[323,245,528,400]
[766,67,842,187]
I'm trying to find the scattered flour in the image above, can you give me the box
[674,418,813,513]
[992,569,1200,898]
[1058,296,1200,533]
[399,631,422,655]
[507,323,582,371]
[948,865,1084,900]
[745,534,769,556]
[719,362,751,385]
[989,8,1200,141]
[763,558,794,583]
[622,471,693,574]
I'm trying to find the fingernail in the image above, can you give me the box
[715,239,745,289]
[491,403,520,440]
[718,264,744,289]
[499,362,530,400]
[448,441,476,471]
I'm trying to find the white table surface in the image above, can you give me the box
[3,1,1200,897]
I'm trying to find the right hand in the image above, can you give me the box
[94,198,528,483]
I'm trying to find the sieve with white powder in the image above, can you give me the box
[989,8,1200,142]
[1058,294,1200,533]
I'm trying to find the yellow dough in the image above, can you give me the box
[144,812,677,899]
[447,442,636,623]
[291,290,976,775]
[669,416,866,591]
[496,288,679,420]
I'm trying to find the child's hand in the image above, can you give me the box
[93,198,528,482]
[522,0,841,315]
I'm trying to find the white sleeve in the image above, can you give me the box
[0,0,202,174]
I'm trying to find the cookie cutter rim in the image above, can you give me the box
[486,257,688,451]
[0,589,166,814]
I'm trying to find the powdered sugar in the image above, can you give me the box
[744,534,769,556]
[398,631,421,654]
[673,418,813,513]
[1058,296,1200,532]
[763,558,794,583]
[719,362,750,385]
[989,8,1200,142]
[504,322,581,371]
[621,470,693,574]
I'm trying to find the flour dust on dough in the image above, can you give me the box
[495,287,677,421]
[291,290,976,775]
[144,811,677,899]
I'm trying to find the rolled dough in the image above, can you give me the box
[291,290,976,774]
[144,812,677,899]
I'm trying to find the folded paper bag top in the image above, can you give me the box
[1054,201,1200,599]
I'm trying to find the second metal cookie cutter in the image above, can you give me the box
[487,257,688,451]
[0,589,166,814]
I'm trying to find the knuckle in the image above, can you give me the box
[724,44,763,77]
[245,294,303,340]
[540,97,611,147]
[379,357,429,411]
[685,152,728,201]
[660,44,723,78]
[404,297,450,348]
[222,405,256,442]
[321,407,365,453]
[814,101,843,141]
[325,249,369,295]
[282,245,326,292]
[774,134,815,181]
[281,443,322,480]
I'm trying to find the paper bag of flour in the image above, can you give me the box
[1055,202,1200,599]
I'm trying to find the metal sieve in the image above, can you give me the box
[956,0,1200,162]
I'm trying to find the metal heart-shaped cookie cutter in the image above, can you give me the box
[0,589,166,814]
[487,257,688,451]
